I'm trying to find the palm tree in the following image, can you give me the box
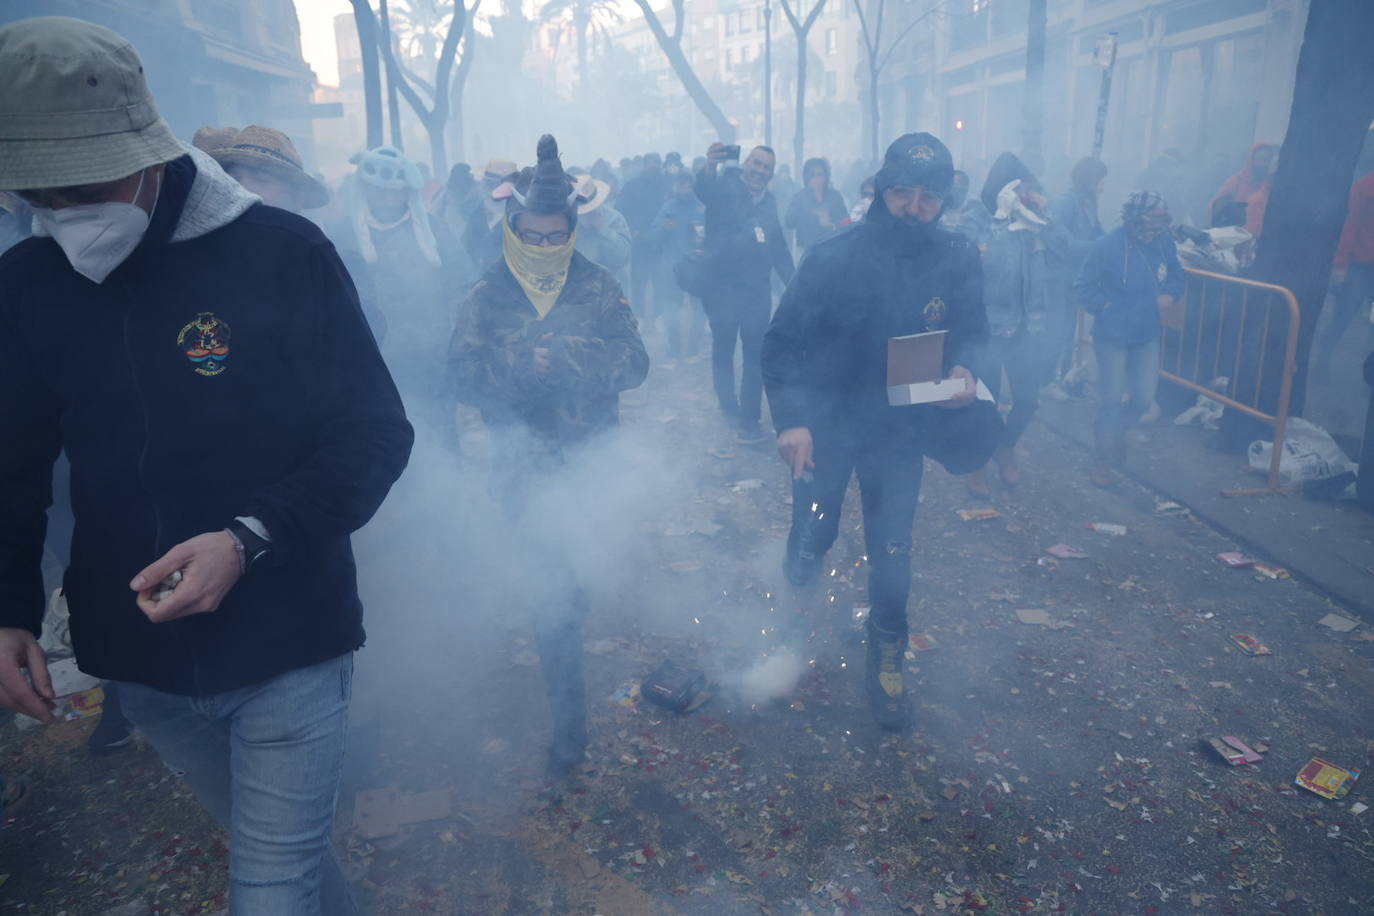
[391,0,454,70]
[537,0,622,103]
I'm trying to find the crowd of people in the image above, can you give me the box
[1,14,1373,915]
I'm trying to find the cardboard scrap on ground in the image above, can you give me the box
[1253,562,1291,580]
[1295,758,1360,800]
[354,786,453,838]
[1045,543,1088,559]
[1229,633,1272,655]
[1318,613,1360,633]
[1217,552,1255,568]
[956,508,1000,522]
[1203,736,1263,766]
[1087,522,1127,536]
[1015,608,1073,629]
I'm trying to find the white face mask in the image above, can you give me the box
[34,169,157,284]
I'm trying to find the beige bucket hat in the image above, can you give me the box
[194,125,330,209]
[0,17,185,191]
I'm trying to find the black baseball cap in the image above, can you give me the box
[874,132,955,195]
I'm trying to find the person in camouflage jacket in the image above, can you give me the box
[448,135,648,777]
[450,251,647,445]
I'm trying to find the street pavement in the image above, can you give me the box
[1,353,1372,915]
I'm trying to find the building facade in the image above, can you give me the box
[2,0,320,163]
[882,0,1309,199]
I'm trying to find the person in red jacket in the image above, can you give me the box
[1316,167,1374,373]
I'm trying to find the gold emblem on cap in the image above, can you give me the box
[912,145,935,161]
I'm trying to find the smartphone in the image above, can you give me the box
[721,144,741,161]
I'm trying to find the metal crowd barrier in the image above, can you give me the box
[1159,267,1301,491]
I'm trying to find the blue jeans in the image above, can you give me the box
[118,654,359,916]
[1093,336,1160,463]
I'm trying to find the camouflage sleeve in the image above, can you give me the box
[448,281,545,409]
[547,277,649,399]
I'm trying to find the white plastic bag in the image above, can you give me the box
[1248,417,1355,485]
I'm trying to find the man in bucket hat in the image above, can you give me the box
[0,17,413,913]
[193,124,330,213]
[762,132,991,731]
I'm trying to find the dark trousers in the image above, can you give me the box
[784,431,924,636]
[494,439,588,752]
[1318,262,1374,366]
[706,294,771,426]
[630,247,656,318]
[984,333,1046,449]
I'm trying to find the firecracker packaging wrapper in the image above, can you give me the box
[1295,758,1360,800]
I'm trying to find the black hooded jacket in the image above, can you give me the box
[762,202,989,440]
[0,152,413,696]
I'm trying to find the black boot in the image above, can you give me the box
[864,624,909,731]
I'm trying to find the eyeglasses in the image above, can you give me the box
[518,228,572,246]
[887,186,945,207]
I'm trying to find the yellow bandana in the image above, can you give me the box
[503,221,575,317]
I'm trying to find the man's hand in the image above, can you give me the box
[532,332,554,376]
[130,531,243,623]
[933,365,977,410]
[776,427,815,480]
[705,142,728,167]
[0,627,55,723]
[1157,293,1184,330]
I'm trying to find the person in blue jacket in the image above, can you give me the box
[1075,191,1184,486]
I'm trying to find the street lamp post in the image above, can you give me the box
[764,0,773,146]
[1091,31,1118,160]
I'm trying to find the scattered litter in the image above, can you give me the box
[353,786,453,839]
[730,479,764,492]
[1045,543,1088,559]
[1229,633,1272,655]
[45,656,100,697]
[956,508,1001,521]
[64,686,105,720]
[707,447,737,460]
[1295,758,1360,800]
[909,634,937,651]
[1217,552,1255,568]
[1015,608,1073,629]
[641,660,710,713]
[1318,613,1360,633]
[609,681,640,708]
[1203,736,1263,766]
[1087,522,1127,536]
[1248,417,1356,487]
[1353,802,1369,816]
[1253,562,1290,580]
[1155,500,1189,515]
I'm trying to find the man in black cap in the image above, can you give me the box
[762,132,989,730]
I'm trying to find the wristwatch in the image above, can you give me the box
[225,519,272,573]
